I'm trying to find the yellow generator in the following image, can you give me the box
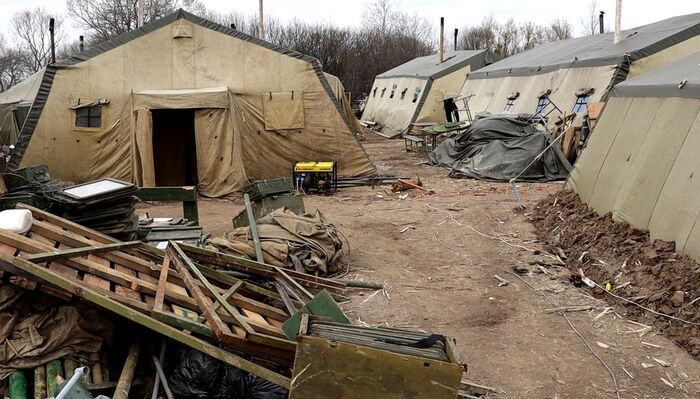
[293,161,337,194]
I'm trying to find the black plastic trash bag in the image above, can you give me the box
[169,349,246,399]
[245,374,289,399]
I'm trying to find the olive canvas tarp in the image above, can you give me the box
[568,50,700,260]
[428,114,571,181]
[458,12,700,120]
[362,50,493,134]
[2,10,374,197]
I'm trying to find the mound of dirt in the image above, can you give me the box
[531,190,700,357]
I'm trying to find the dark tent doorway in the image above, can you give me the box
[151,109,198,186]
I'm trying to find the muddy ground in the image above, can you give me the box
[140,134,700,398]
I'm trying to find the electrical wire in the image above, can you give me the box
[587,279,700,327]
[508,271,621,399]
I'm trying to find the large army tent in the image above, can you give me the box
[567,50,700,260]
[458,13,700,121]
[0,10,374,197]
[362,50,493,134]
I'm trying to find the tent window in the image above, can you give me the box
[535,96,549,114]
[372,87,377,97]
[412,87,421,103]
[572,94,590,114]
[381,88,386,98]
[400,88,407,100]
[75,105,102,128]
[504,98,516,112]
[389,83,397,99]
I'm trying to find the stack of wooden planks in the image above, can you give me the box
[0,204,348,388]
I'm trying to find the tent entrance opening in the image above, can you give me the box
[151,109,198,186]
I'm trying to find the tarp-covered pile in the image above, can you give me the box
[0,283,111,380]
[208,208,346,276]
[428,114,571,181]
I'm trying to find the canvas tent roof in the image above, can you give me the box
[378,50,492,79]
[0,68,45,106]
[469,12,700,79]
[610,50,700,98]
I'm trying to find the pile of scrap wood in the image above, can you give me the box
[0,203,472,398]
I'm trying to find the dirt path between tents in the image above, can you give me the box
[140,134,700,398]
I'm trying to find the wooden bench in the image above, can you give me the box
[403,134,425,152]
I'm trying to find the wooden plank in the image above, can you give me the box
[29,234,55,247]
[26,242,141,263]
[115,265,141,301]
[172,246,255,336]
[0,253,292,387]
[196,263,286,303]
[0,243,18,256]
[30,220,158,276]
[165,245,235,342]
[212,281,243,312]
[153,252,170,314]
[18,204,118,244]
[242,309,268,325]
[84,274,111,291]
[48,262,79,279]
[180,243,347,292]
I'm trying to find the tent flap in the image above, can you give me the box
[262,91,305,130]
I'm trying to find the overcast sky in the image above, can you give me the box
[0,0,697,41]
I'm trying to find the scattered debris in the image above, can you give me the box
[494,274,509,287]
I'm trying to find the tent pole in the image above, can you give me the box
[613,0,622,43]
[258,0,265,40]
[439,17,444,63]
[137,0,144,28]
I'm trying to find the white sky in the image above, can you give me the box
[0,0,697,41]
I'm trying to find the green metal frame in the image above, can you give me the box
[136,187,199,223]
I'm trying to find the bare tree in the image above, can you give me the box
[11,7,64,73]
[458,16,498,53]
[496,18,520,57]
[581,0,600,35]
[521,21,546,50]
[66,0,206,42]
[0,35,30,92]
[362,0,394,36]
[547,19,574,41]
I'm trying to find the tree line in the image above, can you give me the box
[1,0,590,96]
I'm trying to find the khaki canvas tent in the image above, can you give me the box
[568,50,700,260]
[0,10,374,197]
[324,72,364,135]
[0,68,44,146]
[458,12,700,121]
[362,50,493,134]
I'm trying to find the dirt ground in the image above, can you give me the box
[139,134,700,398]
